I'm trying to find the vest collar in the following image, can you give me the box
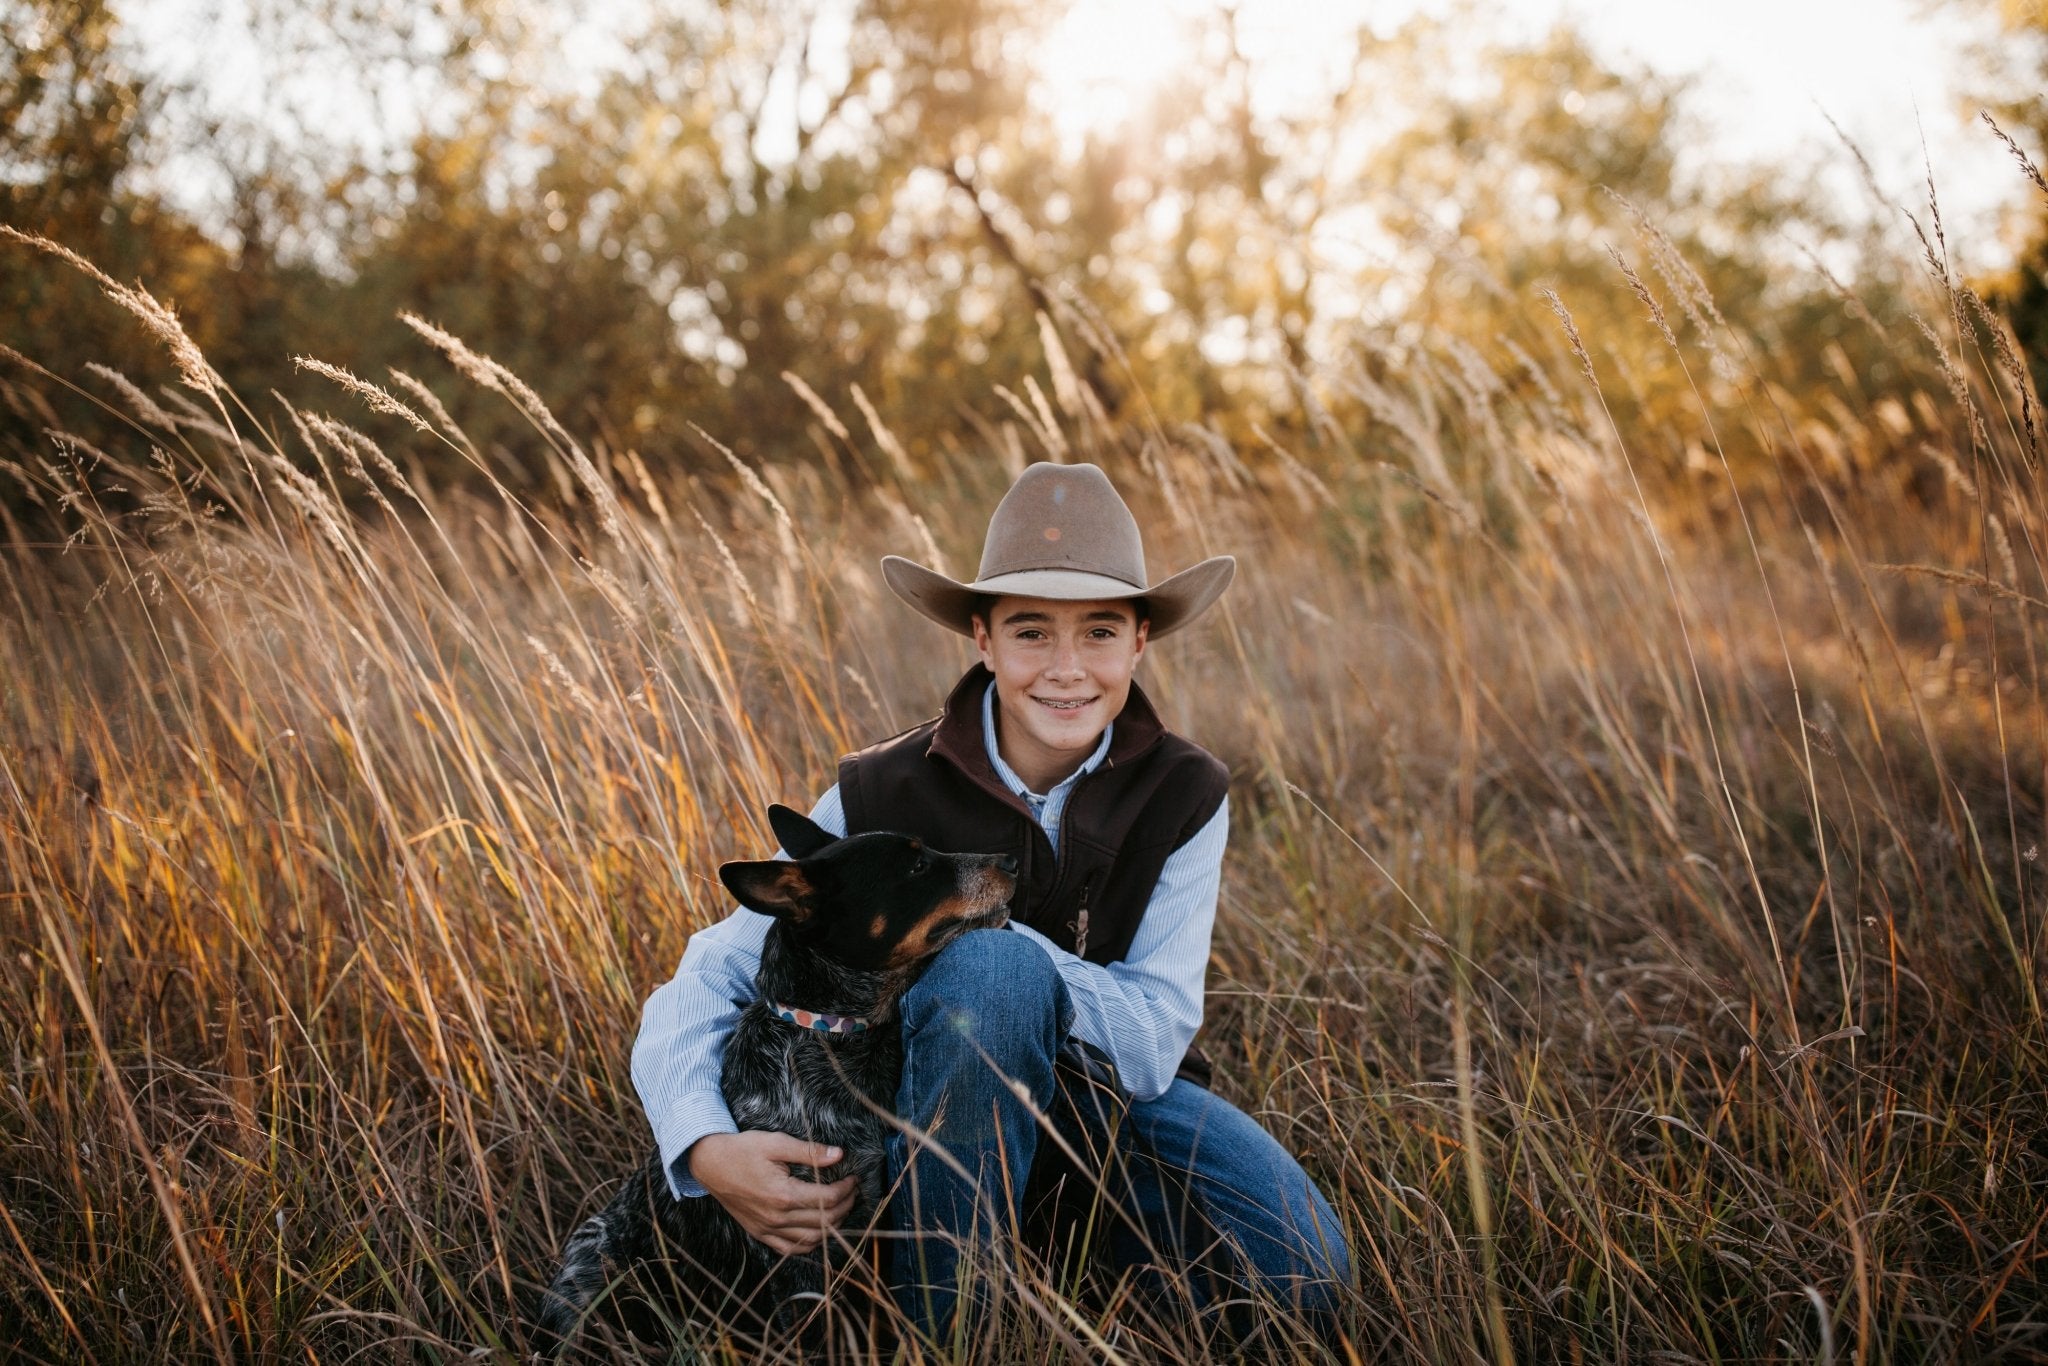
[926,663,1168,790]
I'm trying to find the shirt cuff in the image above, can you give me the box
[650,1091,739,1199]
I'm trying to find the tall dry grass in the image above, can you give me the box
[1,209,2045,1363]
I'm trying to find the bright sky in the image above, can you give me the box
[1041,0,2029,264]
[126,0,2033,270]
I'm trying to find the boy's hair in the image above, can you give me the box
[969,594,1151,631]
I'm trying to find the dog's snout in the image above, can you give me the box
[995,853,1019,877]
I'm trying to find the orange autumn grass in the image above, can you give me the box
[1,218,2045,1362]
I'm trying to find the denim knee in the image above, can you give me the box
[900,928,1068,1042]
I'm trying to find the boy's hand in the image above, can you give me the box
[687,1131,859,1255]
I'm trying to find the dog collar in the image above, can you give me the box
[770,1002,871,1035]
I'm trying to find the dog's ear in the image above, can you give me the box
[719,859,816,922]
[767,803,839,860]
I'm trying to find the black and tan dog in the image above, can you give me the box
[537,804,1017,1355]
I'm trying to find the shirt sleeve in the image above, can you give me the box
[1008,794,1227,1101]
[632,785,848,1199]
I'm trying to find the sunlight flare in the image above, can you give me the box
[1034,0,1206,139]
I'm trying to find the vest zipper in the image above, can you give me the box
[1068,871,1096,958]
[1031,761,1106,949]
[1051,765,1108,954]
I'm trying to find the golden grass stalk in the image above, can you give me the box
[2,220,2045,1363]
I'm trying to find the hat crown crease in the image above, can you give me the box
[879,461,1231,639]
[974,465,1147,588]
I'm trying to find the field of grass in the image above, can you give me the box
[2,223,2045,1362]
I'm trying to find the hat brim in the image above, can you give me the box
[881,555,1235,640]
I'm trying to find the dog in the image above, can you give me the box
[537,803,1018,1355]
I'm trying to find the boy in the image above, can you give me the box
[633,461,1349,1336]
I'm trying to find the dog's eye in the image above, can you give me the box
[911,855,929,875]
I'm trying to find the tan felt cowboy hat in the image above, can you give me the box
[882,462,1235,640]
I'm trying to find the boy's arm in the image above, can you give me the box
[631,786,848,1199]
[1007,795,1227,1100]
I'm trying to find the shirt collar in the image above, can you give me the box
[923,665,1168,799]
[981,678,1113,801]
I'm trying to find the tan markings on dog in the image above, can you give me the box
[889,897,976,965]
[767,866,814,921]
[869,913,887,938]
[965,866,1015,908]
[887,870,1016,967]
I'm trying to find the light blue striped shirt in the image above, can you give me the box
[631,680,1229,1198]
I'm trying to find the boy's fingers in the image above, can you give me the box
[810,1194,854,1230]
[780,1173,857,1211]
[768,1222,825,1251]
[763,1134,843,1167]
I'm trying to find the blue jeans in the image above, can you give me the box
[887,929,1351,1341]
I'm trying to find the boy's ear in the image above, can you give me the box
[719,860,816,922]
[767,803,838,860]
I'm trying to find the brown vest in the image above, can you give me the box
[838,665,1228,1085]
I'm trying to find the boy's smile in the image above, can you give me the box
[972,595,1149,794]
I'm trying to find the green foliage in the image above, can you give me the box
[0,0,2018,517]
[1,1,209,450]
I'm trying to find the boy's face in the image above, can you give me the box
[971,596,1149,788]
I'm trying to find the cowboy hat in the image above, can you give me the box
[881,462,1234,639]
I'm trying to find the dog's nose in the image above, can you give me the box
[996,853,1019,876]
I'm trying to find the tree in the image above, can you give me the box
[1962,0,2048,396]
[0,0,223,478]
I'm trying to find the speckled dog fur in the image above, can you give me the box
[537,804,1016,1355]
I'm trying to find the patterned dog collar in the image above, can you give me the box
[771,1002,871,1035]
